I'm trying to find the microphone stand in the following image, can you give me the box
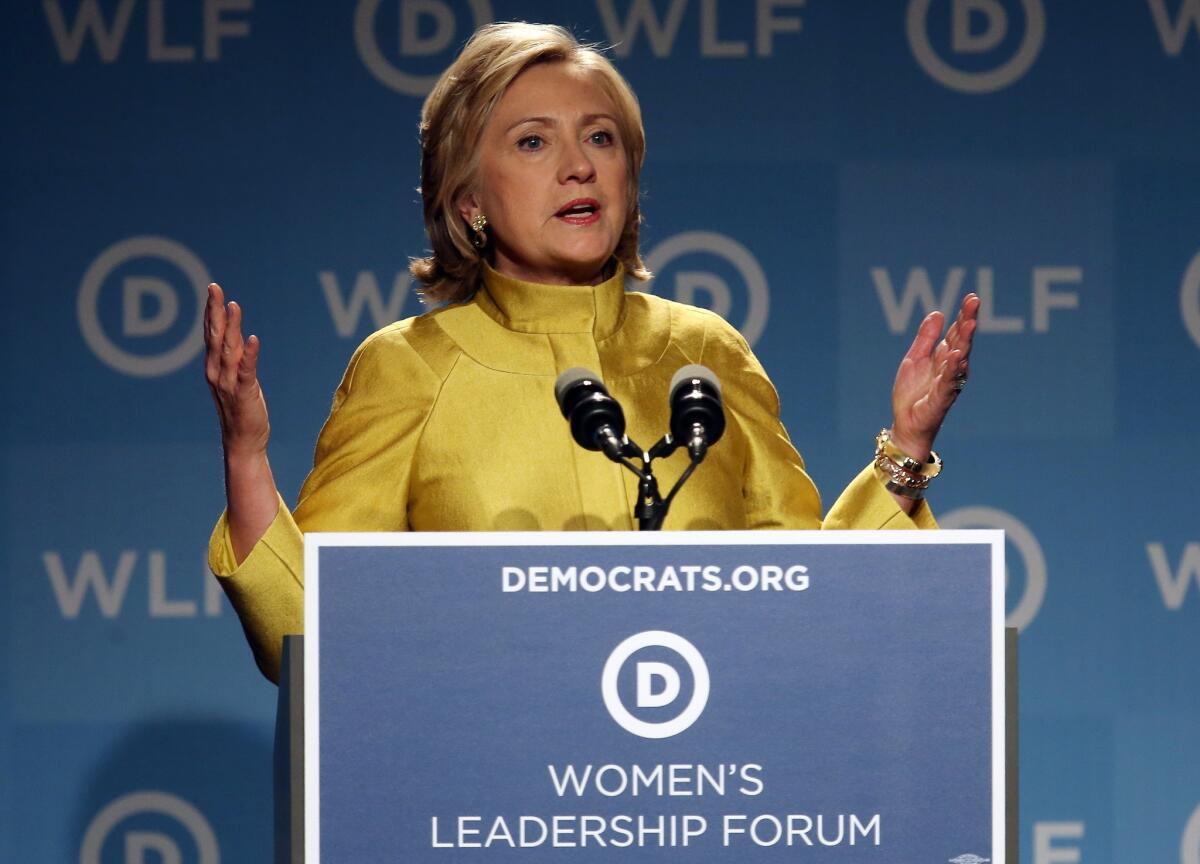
[611,431,706,531]
[556,366,721,531]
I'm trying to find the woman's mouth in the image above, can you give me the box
[555,199,602,225]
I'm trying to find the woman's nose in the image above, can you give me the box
[558,139,596,184]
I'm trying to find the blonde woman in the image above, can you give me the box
[204,23,978,682]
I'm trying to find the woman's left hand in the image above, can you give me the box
[888,293,981,462]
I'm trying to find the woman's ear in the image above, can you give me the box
[456,191,480,226]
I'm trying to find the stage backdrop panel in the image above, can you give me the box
[1,0,1197,860]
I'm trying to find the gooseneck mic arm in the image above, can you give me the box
[555,365,726,531]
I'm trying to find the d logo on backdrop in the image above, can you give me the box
[78,236,211,378]
[939,506,1045,632]
[354,0,494,95]
[80,791,218,864]
[1180,249,1200,350]
[645,231,770,348]
[906,0,1045,93]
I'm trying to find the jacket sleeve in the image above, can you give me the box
[700,313,936,531]
[823,464,937,530]
[207,326,443,682]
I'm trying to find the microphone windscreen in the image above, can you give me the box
[555,367,605,412]
[669,364,722,402]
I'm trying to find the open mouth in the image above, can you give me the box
[555,199,601,224]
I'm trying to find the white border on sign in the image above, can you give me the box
[991,533,1007,862]
[303,538,321,859]
[303,529,1006,864]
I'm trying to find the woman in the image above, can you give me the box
[205,23,978,682]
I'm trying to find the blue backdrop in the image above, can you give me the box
[2,1,1198,861]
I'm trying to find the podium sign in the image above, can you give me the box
[305,531,1005,863]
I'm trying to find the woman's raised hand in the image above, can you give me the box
[204,283,279,564]
[204,283,270,459]
[888,293,981,462]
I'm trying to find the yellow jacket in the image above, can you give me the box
[210,265,934,681]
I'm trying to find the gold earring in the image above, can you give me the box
[470,213,488,249]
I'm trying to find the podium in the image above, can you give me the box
[276,531,1017,862]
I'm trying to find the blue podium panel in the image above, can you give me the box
[305,531,1004,863]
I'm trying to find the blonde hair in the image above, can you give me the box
[410,22,650,305]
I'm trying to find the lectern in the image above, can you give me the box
[277,531,1017,862]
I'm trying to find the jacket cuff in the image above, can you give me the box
[207,494,303,584]
[824,464,939,530]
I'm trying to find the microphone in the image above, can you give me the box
[669,364,725,461]
[555,367,630,463]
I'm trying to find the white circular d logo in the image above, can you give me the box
[940,505,1046,632]
[354,0,493,96]
[1179,250,1200,350]
[644,231,770,347]
[80,790,219,864]
[602,630,710,739]
[78,235,210,377]
[1184,802,1200,864]
[907,0,1045,93]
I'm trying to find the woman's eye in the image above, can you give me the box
[589,130,614,146]
[517,135,543,151]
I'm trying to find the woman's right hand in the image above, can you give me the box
[204,283,270,459]
[204,283,280,564]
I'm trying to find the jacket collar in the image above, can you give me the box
[475,261,626,338]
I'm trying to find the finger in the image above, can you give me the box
[204,283,226,384]
[944,292,976,335]
[237,334,260,389]
[939,349,967,399]
[934,317,967,366]
[959,292,981,322]
[218,301,245,394]
[948,316,978,359]
[205,283,226,343]
[904,310,944,362]
[946,292,978,337]
[933,330,952,367]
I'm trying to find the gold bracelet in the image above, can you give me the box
[873,456,929,499]
[883,477,928,499]
[873,454,930,490]
[875,428,943,479]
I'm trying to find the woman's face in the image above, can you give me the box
[462,62,629,286]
